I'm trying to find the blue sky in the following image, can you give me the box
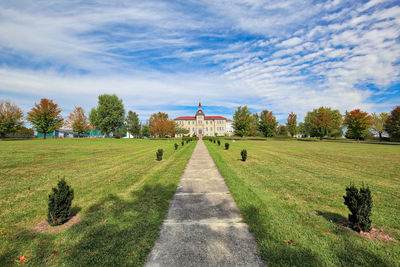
[0,0,399,123]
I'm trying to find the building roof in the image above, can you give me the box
[175,116,227,120]
[227,119,233,122]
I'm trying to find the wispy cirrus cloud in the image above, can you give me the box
[0,0,399,122]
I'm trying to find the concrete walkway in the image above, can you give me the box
[145,140,264,267]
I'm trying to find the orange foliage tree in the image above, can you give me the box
[0,100,24,138]
[312,111,334,140]
[67,106,90,137]
[26,98,64,139]
[344,109,373,140]
[149,112,175,137]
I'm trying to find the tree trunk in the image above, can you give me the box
[44,133,47,139]
[379,132,382,142]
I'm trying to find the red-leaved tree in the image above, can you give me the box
[344,109,373,140]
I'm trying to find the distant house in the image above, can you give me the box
[226,119,234,136]
[35,129,77,138]
[34,126,104,138]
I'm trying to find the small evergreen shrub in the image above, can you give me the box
[186,139,189,144]
[225,143,229,150]
[241,149,247,161]
[217,140,221,146]
[174,143,178,150]
[213,140,216,144]
[343,184,373,232]
[181,141,184,146]
[48,178,74,226]
[156,148,164,161]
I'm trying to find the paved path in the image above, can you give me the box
[145,140,264,267]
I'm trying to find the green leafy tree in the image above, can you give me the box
[0,100,24,138]
[298,122,307,137]
[89,94,125,137]
[113,126,127,138]
[233,106,252,137]
[26,98,64,139]
[344,109,373,140]
[286,112,298,137]
[384,106,400,141]
[175,126,189,136]
[141,124,151,137]
[371,112,388,141]
[126,111,141,138]
[249,113,260,136]
[277,125,288,136]
[258,110,278,137]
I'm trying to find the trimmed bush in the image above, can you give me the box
[186,139,189,144]
[48,178,74,226]
[156,148,164,161]
[343,184,373,232]
[181,141,184,146]
[213,140,216,144]
[225,143,230,150]
[217,140,221,146]
[174,143,178,150]
[241,149,247,161]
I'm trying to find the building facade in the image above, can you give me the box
[175,103,231,137]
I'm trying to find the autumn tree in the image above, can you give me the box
[343,109,373,140]
[304,107,342,139]
[0,101,24,138]
[371,112,389,141]
[286,112,298,137]
[384,106,400,141]
[67,106,89,137]
[126,111,141,138]
[149,112,175,137]
[26,98,64,139]
[258,110,278,137]
[233,106,252,137]
[89,94,125,137]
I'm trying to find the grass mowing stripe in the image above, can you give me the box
[205,140,400,266]
[0,139,196,266]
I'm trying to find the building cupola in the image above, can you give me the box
[195,102,204,116]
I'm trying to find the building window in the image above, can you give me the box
[192,128,194,131]
[210,127,212,131]
[206,127,208,131]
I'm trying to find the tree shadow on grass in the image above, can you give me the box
[242,205,321,266]
[315,210,348,226]
[316,210,393,266]
[242,205,395,266]
[0,183,176,267]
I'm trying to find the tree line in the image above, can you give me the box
[233,105,400,141]
[0,94,177,139]
[1,95,399,141]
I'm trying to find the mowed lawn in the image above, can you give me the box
[206,139,400,266]
[0,138,196,266]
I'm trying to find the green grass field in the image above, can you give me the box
[0,138,196,266]
[206,139,400,266]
